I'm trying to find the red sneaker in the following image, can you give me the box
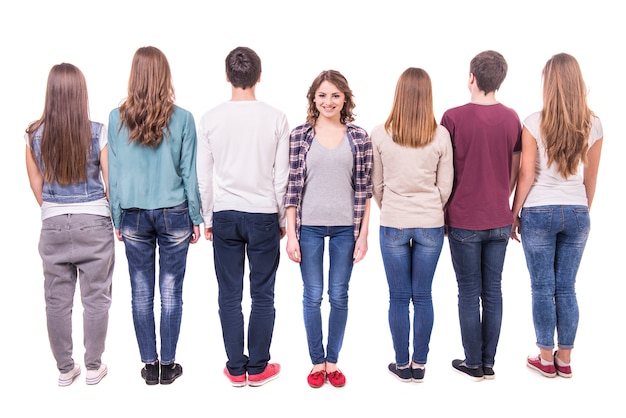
[307,370,326,388]
[527,355,556,378]
[327,370,346,387]
[554,351,572,378]
[223,367,246,387]
[248,363,281,387]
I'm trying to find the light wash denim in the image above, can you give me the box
[31,122,106,203]
[120,202,193,366]
[299,225,355,365]
[212,210,281,376]
[448,226,511,368]
[379,226,444,366]
[39,214,114,373]
[520,205,590,350]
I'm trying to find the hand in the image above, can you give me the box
[190,225,201,244]
[353,236,368,264]
[510,216,521,242]
[279,227,286,240]
[115,229,123,241]
[286,236,301,263]
[205,227,213,241]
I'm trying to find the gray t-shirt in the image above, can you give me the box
[301,135,354,226]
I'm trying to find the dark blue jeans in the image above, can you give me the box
[120,202,193,366]
[212,210,280,376]
[299,226,355,365]
[520,205,589,350]
[379,226,444,366]
[448,226,511,368]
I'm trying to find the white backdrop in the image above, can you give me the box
[2,1,622,416]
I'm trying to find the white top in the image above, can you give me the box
[522,111,603,207]
[196,100,290,227]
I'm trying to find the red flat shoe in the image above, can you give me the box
[307,370,326,388]
[327,370,346,387]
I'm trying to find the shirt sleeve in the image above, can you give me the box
[179,111,203,226]
[196,113,215,227]
[273,113,290,227]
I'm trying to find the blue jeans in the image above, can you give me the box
[120,202,193,366]
[299,226,355,365]
[448,226,511,368]
[520,205,589,350]
[212,210,280,376]
[380,226,444,366]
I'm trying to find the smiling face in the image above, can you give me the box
[314,80,345,122]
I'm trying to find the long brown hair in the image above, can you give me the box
[119,46,175,147]
[385,68,437,148]
[306,70,355,125]
[26,63,92,184]
[540,53,593,178]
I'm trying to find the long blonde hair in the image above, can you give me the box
[26,63,92,184]
[540,53,593,177]
[384,67,437,148]
[119,46,175,148]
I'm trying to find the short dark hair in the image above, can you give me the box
[225,46,261,89]
[470,50,508,94]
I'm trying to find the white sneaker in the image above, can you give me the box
[86,364,108,385]
[58,364,81,387]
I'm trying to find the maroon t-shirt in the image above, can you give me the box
[440,103,521,230]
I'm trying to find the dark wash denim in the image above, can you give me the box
[212,210,280,376]
[520,205,589,350]
[379,226,444,366]
[120,201,193,366]
[298,225,354,365]
[448,225,511,368]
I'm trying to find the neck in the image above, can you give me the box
[470,90,498,105]
[231,86,257,101]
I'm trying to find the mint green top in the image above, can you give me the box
[108,105,203,228]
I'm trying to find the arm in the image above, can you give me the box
[274,114,291,235]
[509,152,521,196]
[354,198,370,264]
[371,136,383,209]
[100,145,109,201]
[285,206,300,263]
[510,128,537,242]
[584,138,603,210]
[196,114,215,240]
[25,145,43,206]
[180,111,202,244]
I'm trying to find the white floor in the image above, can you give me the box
[5,208,622,417]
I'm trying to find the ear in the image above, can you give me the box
[257,72,261,83]
[225,72,230,83]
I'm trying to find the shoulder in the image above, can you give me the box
[291,123,314,137]
[346,123,369,140]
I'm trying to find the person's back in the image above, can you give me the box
[441,102,520,229]
[441,50,521,382]
[197,46,288,388]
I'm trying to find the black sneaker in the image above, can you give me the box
[160,363,183,385]
[451,359,484,382]
[388,363,412,382]
[141,361,159,385]
[411,366,425,383]
[483,366,495,380]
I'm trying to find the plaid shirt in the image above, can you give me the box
[284,122,372,240]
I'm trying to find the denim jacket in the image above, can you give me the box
[31,122,106,204]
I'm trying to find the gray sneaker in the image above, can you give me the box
[86,364,108,385]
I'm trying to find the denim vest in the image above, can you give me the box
[32,122,106,204]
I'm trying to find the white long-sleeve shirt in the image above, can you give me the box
[196,100,290,227]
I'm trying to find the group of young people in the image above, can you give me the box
[25,46,603,388]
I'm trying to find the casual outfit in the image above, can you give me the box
[28,122,114,386]
[108,105,202,384]
[370,124,454,380]
[284,122,372,386]
[520,112,603,357]
[197,100,290,385]
[440,103,521,378]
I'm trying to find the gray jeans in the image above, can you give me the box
[38,214,114,373]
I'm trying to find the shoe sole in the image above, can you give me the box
[86,367,108,385]
[227,379,247,387]
[526,362,556,378]
[556,370,572,378]
[452,366,484,382]
[248,372,280,387]
[160,372,182,385]
[388,370,412,383]
[58,366,81,387]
